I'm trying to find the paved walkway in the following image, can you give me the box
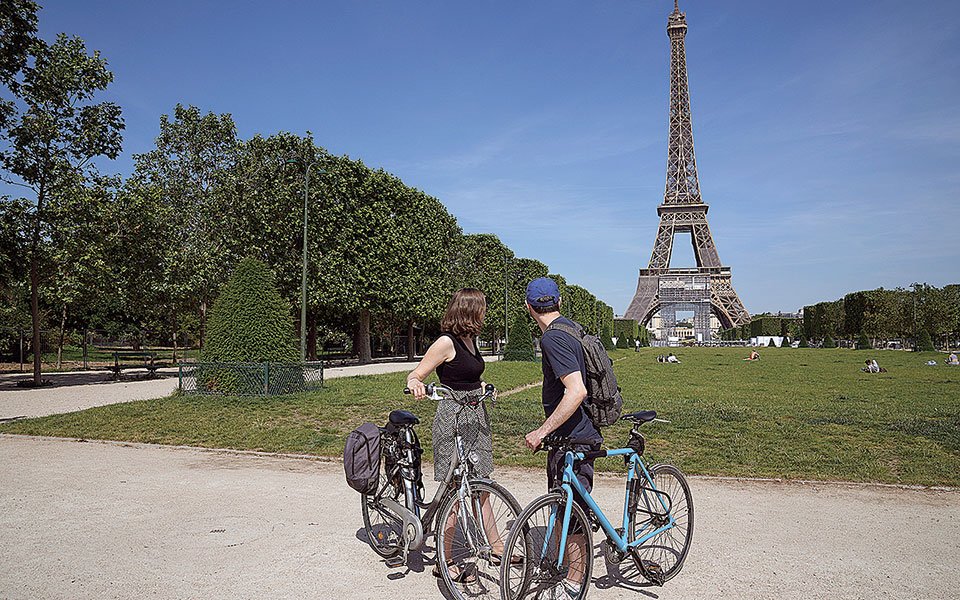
[0,356,500,421]
[1,435,957,599]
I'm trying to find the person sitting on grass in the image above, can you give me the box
[666,352,680,363]
[948,352,959,366]
[862,359,880,373]
[743,350,760,361]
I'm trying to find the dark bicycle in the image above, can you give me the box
[361,382,521,600]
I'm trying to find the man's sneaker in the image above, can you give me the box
[549,580,581,599]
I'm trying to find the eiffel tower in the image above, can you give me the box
[624,1,749,341]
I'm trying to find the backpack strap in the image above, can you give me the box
[545,320,584,340]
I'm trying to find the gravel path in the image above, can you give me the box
[1,435,958,600]
[0,357,500,421]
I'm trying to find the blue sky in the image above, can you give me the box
[33,0,960,315]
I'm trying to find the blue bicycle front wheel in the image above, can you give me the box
[499,492,592,600]
[629,463,694,581]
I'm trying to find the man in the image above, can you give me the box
[523,277,601,598]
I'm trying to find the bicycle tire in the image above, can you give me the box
[436,479,521,600]
[500,492,593,600]
[361,472,404,559]
[628,463,693,581]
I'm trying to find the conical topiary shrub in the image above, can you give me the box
[503,312,536,361]
[615,335,629,349]
[798,337,809,348]
[823,335,836,348]
[856,331,872,350]
[200,258,299,394]
[916,329,935,352]
[601,323,614,351]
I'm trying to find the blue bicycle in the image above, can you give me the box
[499,410,693,600]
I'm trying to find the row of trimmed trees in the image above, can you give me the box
[0,2,617,382]
[802,284,958,350]
[3,103,619,377]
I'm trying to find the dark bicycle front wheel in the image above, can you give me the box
[361,472,404,559]
[628,463,694,581]
[436,479,521,600]
[500,492,593,600]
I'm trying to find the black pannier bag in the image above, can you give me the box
[343,422,381,494]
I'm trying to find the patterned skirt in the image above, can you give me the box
[432,388,494,481]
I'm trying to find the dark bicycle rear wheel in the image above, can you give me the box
[436,479,521,600]
[361,473,404,559]
[628,463,693,581]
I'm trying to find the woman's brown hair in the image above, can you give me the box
[441,288,486,338]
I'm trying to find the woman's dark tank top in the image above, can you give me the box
[436,332,484,391]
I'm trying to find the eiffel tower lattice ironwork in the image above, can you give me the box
[624,1,749,340]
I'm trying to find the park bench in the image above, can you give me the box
[108,351,159,379]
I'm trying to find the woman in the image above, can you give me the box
[406,288,502,581]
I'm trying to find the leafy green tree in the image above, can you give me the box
[451,233,512,351]
[856,331,871,350]
[798,337,809,348]
[916,329,935,352]
[823,335,836,348]
[566,285,597,334]
[202,258,297,364]
[0,0,38,120]
[502,311,535,361]
[600,322,614,350]
[132,104,240,349]
[0,33,123,385]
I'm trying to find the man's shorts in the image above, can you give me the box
[546,443,598,516]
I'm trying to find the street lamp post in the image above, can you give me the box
[287,158,328,362]
[503,256,510,348]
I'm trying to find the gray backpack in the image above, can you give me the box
[545,320,623,428]
[343,422,381,494]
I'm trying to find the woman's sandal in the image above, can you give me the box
[432,561,477,584]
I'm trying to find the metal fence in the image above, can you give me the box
[178,361,324,396]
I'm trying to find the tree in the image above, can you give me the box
[798,337,809,348]
[600,322,614,351]
[202,258,297,364]
[916,329,935,352]
[566,285,597,334]
[502,311,535,361]
[0,34,123,385]
[823,335,836,348]
[856,331,871,350]
[0,0,38,123]
[132,104,240,349]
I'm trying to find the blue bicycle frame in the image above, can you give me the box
[545,447,676,566]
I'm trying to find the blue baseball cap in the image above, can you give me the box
[526,277,560,307]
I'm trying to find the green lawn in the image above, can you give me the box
[2,347,958,486]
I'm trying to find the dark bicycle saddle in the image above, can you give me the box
[621,410,657,424]
[389,410,419,425]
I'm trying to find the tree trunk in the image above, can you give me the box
[407,319,415,361]
[356,309,372,364]
[56,304,67,369]
[307,312,317,361]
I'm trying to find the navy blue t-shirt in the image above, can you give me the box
[540,316,602,442]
